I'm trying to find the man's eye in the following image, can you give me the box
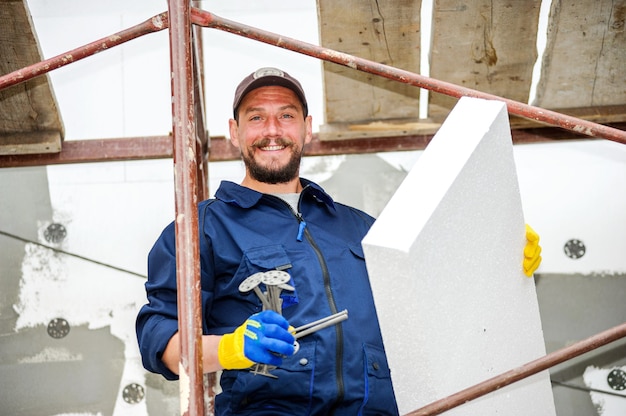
[281,113,295,119]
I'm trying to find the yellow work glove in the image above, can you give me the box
[218,310,295,370]
[523,224,542,277]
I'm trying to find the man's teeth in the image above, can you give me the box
[261,145,285,151]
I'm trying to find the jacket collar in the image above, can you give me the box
[215,178,336,210]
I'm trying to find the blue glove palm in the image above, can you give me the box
[218,310,295,370]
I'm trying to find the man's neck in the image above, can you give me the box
[240,175,302,194]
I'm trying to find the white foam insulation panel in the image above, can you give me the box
[362,97,556,415]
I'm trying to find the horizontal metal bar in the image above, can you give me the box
[7,120,623,169]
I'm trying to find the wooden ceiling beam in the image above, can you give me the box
[0,0,64,154]
[0,131,62,155]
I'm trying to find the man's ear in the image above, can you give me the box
[228,118,241,149]
[304,115,313,145]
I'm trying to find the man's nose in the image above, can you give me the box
[263,116,282,136]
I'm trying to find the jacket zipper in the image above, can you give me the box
[268,193,346,407]
[301,223,345,407]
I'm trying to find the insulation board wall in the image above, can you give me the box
[362,97,556,415]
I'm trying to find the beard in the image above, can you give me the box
[241,138,303,184]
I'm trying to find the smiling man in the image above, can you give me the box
[229,67,313,193]
[136,67,542,414]
[137,67,400,415]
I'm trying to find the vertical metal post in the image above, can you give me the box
[168,0,204,414]
[192,23,210,202]
[191,3,214,411]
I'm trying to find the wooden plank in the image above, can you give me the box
[0,131,62,155]
[533,0,626,109]
[0,0,64,152]
[319,118,440,141]
[317,0,421,138]
[429,0,542,110]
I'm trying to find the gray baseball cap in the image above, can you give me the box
[232,67,308,118]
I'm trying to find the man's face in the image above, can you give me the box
[229,86,312,185]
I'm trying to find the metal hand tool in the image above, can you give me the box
[239,271,349,378]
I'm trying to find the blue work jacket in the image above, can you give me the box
[136,179,398,415]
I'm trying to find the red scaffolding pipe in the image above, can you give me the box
[168,0,204,414]
[190,8,626,146]
[0,14,168,91]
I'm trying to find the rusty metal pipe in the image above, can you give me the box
[404,321,626,416]
[0,13,168,91]
[168,0,204,414]
[190,8,626,145]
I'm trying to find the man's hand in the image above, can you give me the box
[523,224,542,277]
[218,310,296,370]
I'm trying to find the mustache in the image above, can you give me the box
[251,137,294,149]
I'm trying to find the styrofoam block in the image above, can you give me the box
[362,97,556,415]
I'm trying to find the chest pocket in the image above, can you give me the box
[235,244,299,310]
[241,244,291,273]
